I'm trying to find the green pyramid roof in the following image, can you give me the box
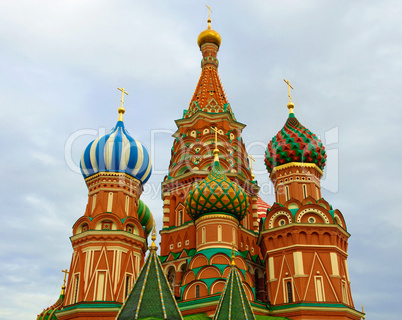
[117,245,183,320]
[213,265,255,320]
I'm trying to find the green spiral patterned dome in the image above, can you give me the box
[186,158,249,221]
[265,112,326,173]
[137,199,153,236]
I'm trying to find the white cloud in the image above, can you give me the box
[0,1,400,319]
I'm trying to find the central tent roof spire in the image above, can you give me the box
[183,12,237,120]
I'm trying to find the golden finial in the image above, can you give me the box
[61,269,69,295]
[248,154,256,180]
[231,242,236,266]
[211,126,219,161]
[150,220,157,250]
[206,4,213,28]
[283,79,294,114]
[117,87,129,121]
[197,5,221,48]
[361,305,365,319]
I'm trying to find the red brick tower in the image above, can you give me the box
[159,18,266,316]
[259,83,363,319]
[57,90,154,320]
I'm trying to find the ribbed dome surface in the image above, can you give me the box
[137,199,153,236]
[80,120,152,183]
[186,159,249,221]
[265,113,326,173]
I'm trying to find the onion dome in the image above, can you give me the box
[37,293,64,320]
[37,274,66,320]
[80,99,152,184]
[186,152,249,221]
[197,18,221,48]
[257,196,271,221]
[137,199,154,236]
[265,110,327,174]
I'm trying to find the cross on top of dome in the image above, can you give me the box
[117,87,129,121]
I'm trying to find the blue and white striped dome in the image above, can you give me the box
[80,120,152,184]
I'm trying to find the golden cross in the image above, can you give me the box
[283,79,294,103]
[117,87,129,121]
[206,4,213,20]
[248,154,256,180]
[211,126,219,160]
[62,269,69,286]
[117,87,129,108]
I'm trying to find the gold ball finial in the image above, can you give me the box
[150,220,157,250]
[211,126,220,161]
[231,242,236,266]
[283,79,295,114]
[287,101,295,113]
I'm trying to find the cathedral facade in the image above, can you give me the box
[38,18,364,320]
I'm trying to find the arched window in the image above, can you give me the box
[125,196,130,215]
[125,274,132,298]
[180,263,186,284]
[73,274,79,303]
[167,267,175,292]
[195,285,200,298]
[232,228,236,244]
[285,186,290,201]
[178,209,183,226]
[302,184,307,198]
[286,281,293,303]
[107,192,113,212]
[255,270,260,300]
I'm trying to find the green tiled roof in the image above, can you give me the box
[183,313,212,320]
[255,316,291,320]
[37,292,65,320]
[214,265,255,320]
[117,246,183,320]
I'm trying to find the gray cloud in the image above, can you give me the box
[0,1,400,319]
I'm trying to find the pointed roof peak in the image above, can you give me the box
[214,265,255,320]
[117,248,183,320]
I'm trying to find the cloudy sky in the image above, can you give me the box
[0,1,400,319]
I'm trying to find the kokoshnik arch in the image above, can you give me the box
[37,14,365,320]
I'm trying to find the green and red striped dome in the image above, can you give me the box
[265,113,326,173]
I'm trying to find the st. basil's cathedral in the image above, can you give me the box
[37,16,365,320]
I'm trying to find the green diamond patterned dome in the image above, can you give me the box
[186,158,249,221]
[265,112,327,173]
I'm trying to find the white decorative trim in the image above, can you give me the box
[269,211,292,229]
[296,208,329,224]
[334,213,344,228]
